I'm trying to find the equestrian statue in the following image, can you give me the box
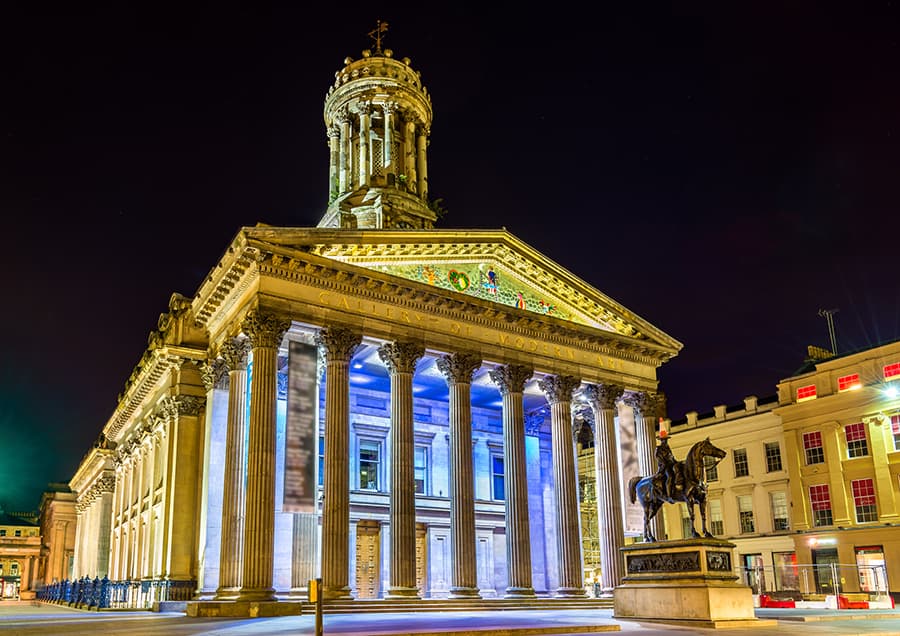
[628,432,727,543]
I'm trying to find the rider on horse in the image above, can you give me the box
[654,429,681,499]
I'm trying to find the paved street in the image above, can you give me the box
[1,601,900,635]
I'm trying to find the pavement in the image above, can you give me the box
[1,600,900,636]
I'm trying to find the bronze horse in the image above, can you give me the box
[628,437,727,543]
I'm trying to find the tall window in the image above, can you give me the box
[891,414,900,451]
[704,455,719,482]
[803,431,825,465]
[733,448,749,478]
[318,435,325,486]
[492,455,505,501]
[708,499,724,536]
[359,440,381,490]
[681,505,693,538]
[845,422,869,458]
[414,445,428,495]
[851,478,878,523]
[797,384,817,401]
[838,373,861,392]
[771,491,789,530]
[738,495,755,533]
[764,442,783,472]
[810,484,833,527]
[884,362,900,380]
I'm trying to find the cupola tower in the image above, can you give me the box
[319,22,436,230]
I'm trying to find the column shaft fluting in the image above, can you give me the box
[585,383,626,593]
[358,104,371,187]
[379,342,424,598]
[489,365,535,597]
[539,375,585,596]
[328,126,339,201]
[316,327,362,600]
[238,312,289,601]
[437,353,482,597]
[416,127,428,200]
[217,339,249,597]
[338,111,351,193]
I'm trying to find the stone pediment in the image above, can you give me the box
[205,226,682,357]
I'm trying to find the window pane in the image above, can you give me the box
[318,436,325,486]
[797,384,817,401]
[414,446,427,495]
[810,484,833,527]
[884,362,900,379]
[709,499,724,536]
[704,455,719,482]
[803,431,824,465]
[845,423,869,458]
[771,491,789,530]
[359,440,380,490]
[852,478,877,523]
[765,442,783,472]
[492,456,505,501]
[733,448,749,478]
[738,495,755,533]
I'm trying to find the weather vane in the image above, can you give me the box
[368,19,389,54]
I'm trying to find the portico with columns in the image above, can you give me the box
[66,31,682,616]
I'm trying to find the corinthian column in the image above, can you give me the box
[416,125,428,200]
[488,364,535,597]
[624,391,662,540]
[216,337,250,598]
[378,341,425,598]
[314,327,362,600]
[538,375,586,597]
[237,310,290,601]
[357,101,372,187]
[327,125,340,201]
[584,383,625,594]
[436,352,482,598]
[336,108,351,193]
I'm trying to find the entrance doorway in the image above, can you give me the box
[811,547,839,595]
[855,546,888,594]
[355,520,380,599]
[742,554,766,594]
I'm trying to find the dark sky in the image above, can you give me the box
[3,3,899,511]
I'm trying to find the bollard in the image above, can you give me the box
[309,577,323,636]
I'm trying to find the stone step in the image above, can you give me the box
[301,597,615,614]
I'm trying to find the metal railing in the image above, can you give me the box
[740,563,890,600]
[36,577,196,609]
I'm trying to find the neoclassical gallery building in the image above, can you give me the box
[68,34,682,608]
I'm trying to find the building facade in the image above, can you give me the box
[66,34,682,609]
[777,340,900,601]
[36,485,77,587]
[0,511,41,599]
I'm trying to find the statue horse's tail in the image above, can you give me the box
[628,475,641,504]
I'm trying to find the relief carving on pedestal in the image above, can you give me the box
[627,550,700,574]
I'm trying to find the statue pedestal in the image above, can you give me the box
[614,538,776,629]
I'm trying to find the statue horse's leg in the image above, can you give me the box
[642,483,657,542]
[699,497,713,538]
[688,501,702,538]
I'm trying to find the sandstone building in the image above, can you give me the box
[66,32,681,610]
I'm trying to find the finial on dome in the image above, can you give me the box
[368,19,389,55]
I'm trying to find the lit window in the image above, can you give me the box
[838,373,861,392]
[359,440,381,491]
[738,495,755,533]
[852,478,878,523]
[892,414,900,451]
[492,455,505,501]
[797,384,817,402]
[10,562,18,574]
[884,362,900,380]
[845,422,869,458]
[704,455,719,482]
[0,530,5,537]
[810,484,833,527]
[681,505,693,538]
[414,445,428,495]
[771,491,790,530]
[733,448,749,478]
[803,431,825,465]
[318,436,325,486]
[765,442,783,472]
[709,499,724,536]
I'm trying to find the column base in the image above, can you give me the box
[448,586,481,598]
[504,587,536,598]
[214,586,240,600]
[286,586,309,599]
[235,587,276,602]
[555,587,588,597]
[322,585,353,601]
[386,586,421,599]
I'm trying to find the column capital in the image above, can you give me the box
[378,341,425,374]
[220,336,251,371]
[489,364,533,395]
[242,311,290,350]
[334,106,352,125]
[314,327,362,363]
[623,391,660,419]
[538,375,581,405]
[436,352,481,385]
[382,100,402,115]
[161,395,205,419]
[402,109,418,125]
[582,383,624,410]
[200,359,226,392]
[525,412,545,436]
[327,125,340,139]
[356,100,373,116]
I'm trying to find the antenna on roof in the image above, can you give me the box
[818,308,839,355]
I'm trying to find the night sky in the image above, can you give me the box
[3,3,899,512]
